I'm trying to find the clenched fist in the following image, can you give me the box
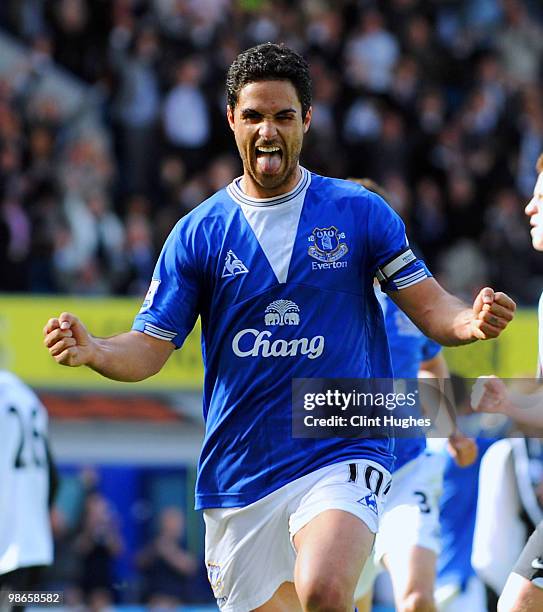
[43,312,95,367]
[470,288,515,340]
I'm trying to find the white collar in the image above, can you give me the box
[227,167,311,207]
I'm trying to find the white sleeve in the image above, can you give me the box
[471,439,528,594]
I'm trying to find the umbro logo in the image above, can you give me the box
[222,250,249,278]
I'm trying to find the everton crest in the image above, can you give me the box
[308,226,348,263]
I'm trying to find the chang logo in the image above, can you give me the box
[264,299,300,326]
[232,300,324,359]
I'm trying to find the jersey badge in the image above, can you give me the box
[206,562,226,602]
[308,226,348,267]
[222,250,249,278]
[358,492,378,515]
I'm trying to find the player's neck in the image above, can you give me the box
[240,166,302,199]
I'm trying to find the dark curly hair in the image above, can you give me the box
[226,43,312,120]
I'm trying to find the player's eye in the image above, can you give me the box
[241,111,261,121]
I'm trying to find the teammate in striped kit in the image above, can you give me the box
[44,44,515,611]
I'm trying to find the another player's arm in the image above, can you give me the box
[419,352,448,379]
[498,572,543,612]
[389,277,515,346]
[43,313,174,382]
[472,376,543,429]
[419,352,477,466]
[418,353,449,421]
[417,351,455,431]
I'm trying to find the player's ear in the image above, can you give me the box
[227,105,235,132]
[302,106,312,134]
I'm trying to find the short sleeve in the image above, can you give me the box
[365,191,431,291]
[132,220,200,349]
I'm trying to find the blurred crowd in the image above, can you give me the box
[43,468,212,609]
[0,0,543,302]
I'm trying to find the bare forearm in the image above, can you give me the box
[390,279,515,347]
[418,353,456,433]
[418,355,477,465]
[398,291,475,346]
[88,332,173,382]
[44,313,175,380]
[503,390,543,428]
[420,297,476,346]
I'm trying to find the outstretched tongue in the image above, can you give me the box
[256,152,282,174]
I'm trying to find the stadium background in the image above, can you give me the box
[0,0,542,609]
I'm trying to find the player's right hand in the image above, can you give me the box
[470,375,509,414]
[43,312,94,367]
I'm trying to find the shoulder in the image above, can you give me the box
[168,188,238,244]
[309,174,393,214]
[176,189,236,229]
[310,173,368,200]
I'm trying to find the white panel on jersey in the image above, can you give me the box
[227,168,311,284]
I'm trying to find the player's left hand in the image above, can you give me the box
[470,287,516,340]
[447,432,478,467]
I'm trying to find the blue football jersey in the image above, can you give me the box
[133,168,431,509]
[376,289,442,471]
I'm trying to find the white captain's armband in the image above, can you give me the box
[376,248,417,283]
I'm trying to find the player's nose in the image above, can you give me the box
[525,198,537,216]
[258,119,278,140]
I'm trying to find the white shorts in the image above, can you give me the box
[204,459,391,611]
[355,451,445,598]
